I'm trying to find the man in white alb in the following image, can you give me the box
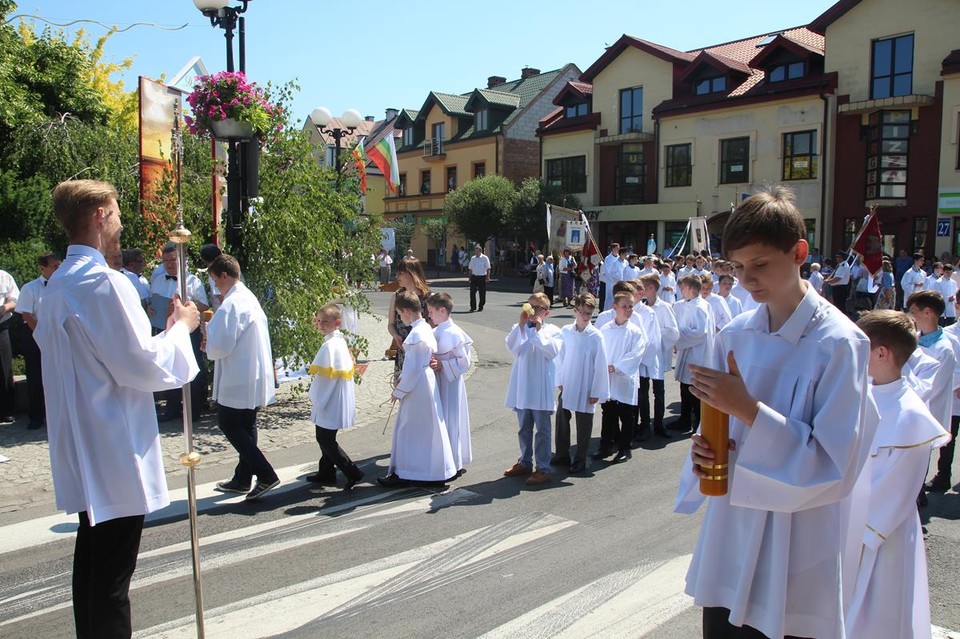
[468,244,491,312]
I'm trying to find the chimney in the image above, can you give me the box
[365,115,375,122]
[487,75,507,88]
[385,107,399,121]
[520,67,540,79]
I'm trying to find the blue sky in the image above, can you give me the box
[10,1,837,127]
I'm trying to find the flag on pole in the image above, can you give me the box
[367,132,400,193]
[851,207,882,275]
[578,211,601,282]
[352,138,367,194]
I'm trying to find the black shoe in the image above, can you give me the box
[305,472,338,486]
[591,446,614,460]
[478,307,484,312]
[344,470,365,491]
[215,480,251,494]
[924,475,951,493]
[569,459,587,474]
[246,479,281,501]
[632,426,652,446]
[667,419,691,432]
[0,415,15,424]
[376,473,410,487]
[612,449,632,464]
[917,490,928,507]
[654,426,673,439]
[550,455,572,467]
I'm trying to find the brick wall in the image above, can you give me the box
[502,138,540,184]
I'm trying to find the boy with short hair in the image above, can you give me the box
[677,186,877,639]
[846,310,950,638]
[504,292,563,485]
[552,293,609,474]
[670,274,715,434]
[658,260,677,304]
[306,304,364,490]
[717,274,743,317]
[700,273,733,332]
[595,292,646,463]
[379,291,456,486]
[426,292,474,476]
[936,263,957,326]
[639,274,679,439]
[905,291,958,436]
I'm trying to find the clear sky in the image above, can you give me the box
[9,0,838,127]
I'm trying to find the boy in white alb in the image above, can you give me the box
[847,311,950,639]
[427,292,474,476]
[629,281,662,444]
[306,304,364,490]
[677,187,877,639]
[595,292,646,463]
[936,263,958,326]
[639,274,679,439]
[504,292,563,485]
[700,273,733,332]
[379,291,456,486]
[658,261,677,304]
[717,274,743,318]
[552,293,608,474]
[671,274,715,434]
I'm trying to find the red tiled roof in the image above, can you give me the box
[552,80,594,106]
[580,34,693,82]
[313,117,376,147]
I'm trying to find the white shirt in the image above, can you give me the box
[900,267,925,294]
[807,270,824,294]
[555,322,609,413]
[599,319,645,404]
[621,264,641,281]
[504,321,562,411]
[676,283,878,639]
[308,330,355,430]
[468,253,491,277]
[378,253,393,268]
[704,294,733,332]
[121,268,149,301]
[34,245,198,525]
[149,269,209,330]
[0,269,19,324]
[832,261,852,285]
[673,296,715,384]
[205,281,276,410]
[917,331,959,429]
[651,298,680,380]
[600,252,622,285]
[15,276,46,318]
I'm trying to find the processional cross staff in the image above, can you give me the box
[170,97,206,638]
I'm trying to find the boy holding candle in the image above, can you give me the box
[846,310,949,638]
[675,186,877,639]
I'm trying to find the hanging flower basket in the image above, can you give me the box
[185,71,280,140]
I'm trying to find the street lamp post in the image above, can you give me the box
[311,106,363,185]
[193,0,255,269]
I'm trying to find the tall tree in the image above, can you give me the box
[443,174,516,247]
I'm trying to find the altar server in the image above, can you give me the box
[639,274,679,439]
[671,274,715,433]
[36,179,200,639]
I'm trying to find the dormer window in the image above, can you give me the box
[402,128,414,147]
[769,61,805,83]
[476,108,488,132]
[695,76,727,95]
[565,102,588,118]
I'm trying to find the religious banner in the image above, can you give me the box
[688,216,711,255]
[546,203,583,254]
[565,220,587,251]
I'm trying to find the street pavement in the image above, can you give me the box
[0,275,958,638]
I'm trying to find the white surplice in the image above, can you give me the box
[658,271,678,304]
[555,322,609,413]
[504,321,563,412]
[652,298,679,379]
[675,284,878,639]
[704,293,733,332]
[433,318,473,470]
[34,245,198,525]
[308,330,355,430]
[390,319,455,481]
[205,281,276,410]
[673,296,716,385]
[916,331,958,430]
[845,378,949,639]
[599,320,645,404]
[633,301,662,379]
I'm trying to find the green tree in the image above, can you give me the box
[391,216,415,261]
[443,174,516,247]
[420,217,448,276]
[510,177,582,250]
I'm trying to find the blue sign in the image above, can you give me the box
[937,219,951,237]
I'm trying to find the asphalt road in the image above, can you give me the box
[0,282,957,638]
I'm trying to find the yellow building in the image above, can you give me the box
[386,65,580,267]
[938,50,960,254]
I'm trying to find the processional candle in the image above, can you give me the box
[698,401,729,496]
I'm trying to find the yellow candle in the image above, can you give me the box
[699,400,729,496]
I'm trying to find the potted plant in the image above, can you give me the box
[185,71,279,140]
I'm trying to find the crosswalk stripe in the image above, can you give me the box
[475,554,693,639]
[135,513,577,639]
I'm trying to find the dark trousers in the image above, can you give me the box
[554,393,594,461]
[218,405,278,485]
[544,285,554,306]
[0,326,13,417]
[679,382,700,430]
[936,414,960,481]
[73,511,145,639]
[23,329,45,426]
[638,377,665,428]
[469,275,487,311]
[599,281,607,311]
[162,328,207,418]
[315,425,362,480]
[831,284,849,314]
[703,607,810,639]
[600,399,636,451]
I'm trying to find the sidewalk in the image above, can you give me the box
[0,311,469,514]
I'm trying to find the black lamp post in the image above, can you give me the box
[193,0,256,270]
[311,106,362,186]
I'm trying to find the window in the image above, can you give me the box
[475,108,488,132]
[695,76,727,95]
[913,216,928,253]
[473,162,485,179]
[872,34,913,99]
[430,122,445,154]
[617,144,645,204]
[565,102,588,118]
[446,166,457,191]
[843,217,858,250]
[325,146,335,167]
[619,87,643,134]
[866,110,910,199]
[720,137,750,184]
[431,122,445,141]
[782,130,818,180]
[665,143,692,187]
[397,173,406,197]
[768,61,805,83]
[420,169,431,194]
[804,218,817,250]
[402,128,414,147]
[665,221,687,250]
[545,156,586,193]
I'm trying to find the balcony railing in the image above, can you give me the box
[423,137,445,157]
